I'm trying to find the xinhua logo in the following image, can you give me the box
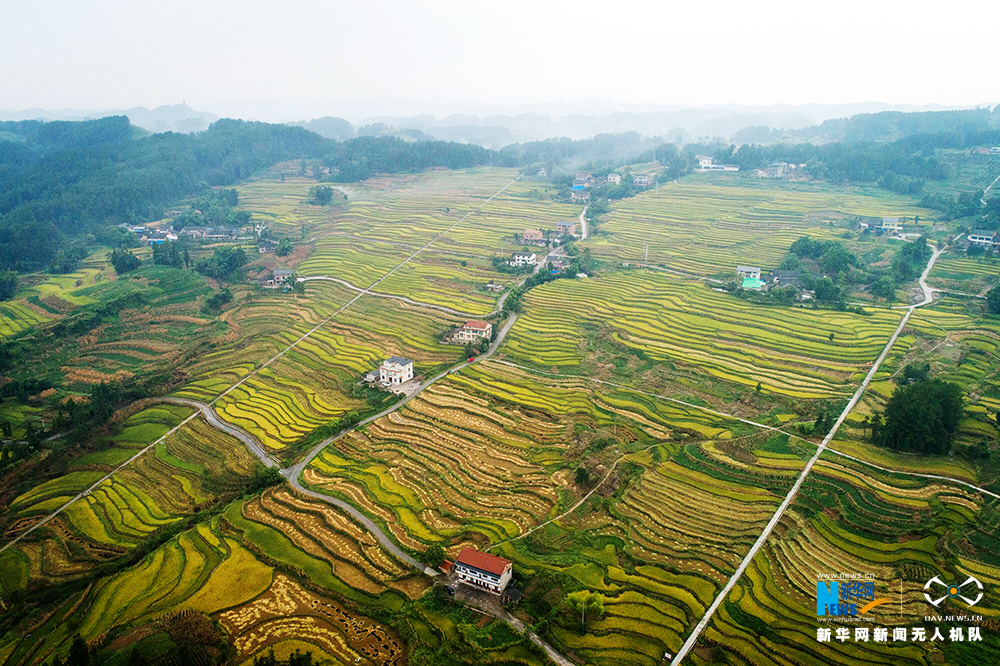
[817,580,891,617]
[924,576,983,607]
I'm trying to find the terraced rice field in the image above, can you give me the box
[831,296,1000,480]
[489,430,809,666]
[236,174,336,236]
[695,452,997,666]
[584,178,934,276]
[0,512,405,666]
[292,169,580,315]
[305,378,566,546]
[0,260,112,338]
[180,293,465,451]
[503,270,903,399]
[1,404,260,589]
[926,252,1000,293]
[0,299,50,337]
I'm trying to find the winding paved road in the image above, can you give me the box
[670,246,944,665]
[578,204,589,240]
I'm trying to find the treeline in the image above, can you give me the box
[0,117,328,271]
[323,136,502,182]
[698,141,947,194]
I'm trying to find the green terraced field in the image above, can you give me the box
[1,404,262,590]
[583,178,935,277]
[503,270,903,399]
[695,452,998,666]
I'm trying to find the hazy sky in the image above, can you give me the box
[1,0,995,120]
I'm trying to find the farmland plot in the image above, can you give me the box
[181,294,465,451]
[503,270,903,400]
[1,404,261,590]
[584,178,934,277]
[695,452,997,666]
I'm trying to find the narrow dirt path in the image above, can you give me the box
[670,246,945,664]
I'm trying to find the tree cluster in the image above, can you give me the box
[871,378,964,455]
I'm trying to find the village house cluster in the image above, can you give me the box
[517,219,578,248]
[736,265,803,293]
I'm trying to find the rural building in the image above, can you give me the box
[145,231,178,245]
[556,220,577,235]
[633,174,649,186]
[736,265,762,280]
[454,548,513,594]
[456,320,492,342]
[742,277,765,290]
[180,226,212,239]
[607,173,621,185]
[379,356,414,385]
[991,147,1000,154]
[510,251,537,267]
[204,226,238,240]
[486,282,504,292]
[523,229,544,242]
[969,230,998,247]
[771,270,802,288]
[765,162,787,178]
[272,269,294,284]
[570,190,591,203]
[537,168,547,176]
[697,156,714,168]
[881,217,903,233]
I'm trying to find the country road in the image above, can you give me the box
[578,204,589,239]
[670,245,945,665]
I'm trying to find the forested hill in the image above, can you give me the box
[0,117,503,272]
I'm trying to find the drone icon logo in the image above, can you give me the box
[924,575,983,607]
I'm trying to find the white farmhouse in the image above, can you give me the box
[633,174,649,186]
[379,356,414,385]
[510,251,537,267]
[968,230,997,247]
[454,548,513,594]
[455,320,492,342]
[881,217,903,233]
[607,173,621,185]
[736,265,762,280]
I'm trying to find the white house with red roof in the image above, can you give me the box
[455,320,492,342]
[454,548,513,594]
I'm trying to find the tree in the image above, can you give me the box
[110,248,141,274]
[0,271,17,300]
[311,186,334,205]
[870,275,896,302]
[565,591,604,629]
[574,466,591,486]
[422,544,446,567]
[0,420,12,438]
[67,635,91,666]
[876,378,964,454]
[987,284,1000,315]
[276,238,293,256]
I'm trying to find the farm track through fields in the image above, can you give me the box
[0,173,577,666]
[670,245,946,665]
[0,176,520,556]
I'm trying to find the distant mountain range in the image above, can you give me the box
[2,101,996,148]
[0,103,219,134]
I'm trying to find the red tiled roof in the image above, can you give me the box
[463,320,491,330]
[440,560,453,574]
[456,548,511,576]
